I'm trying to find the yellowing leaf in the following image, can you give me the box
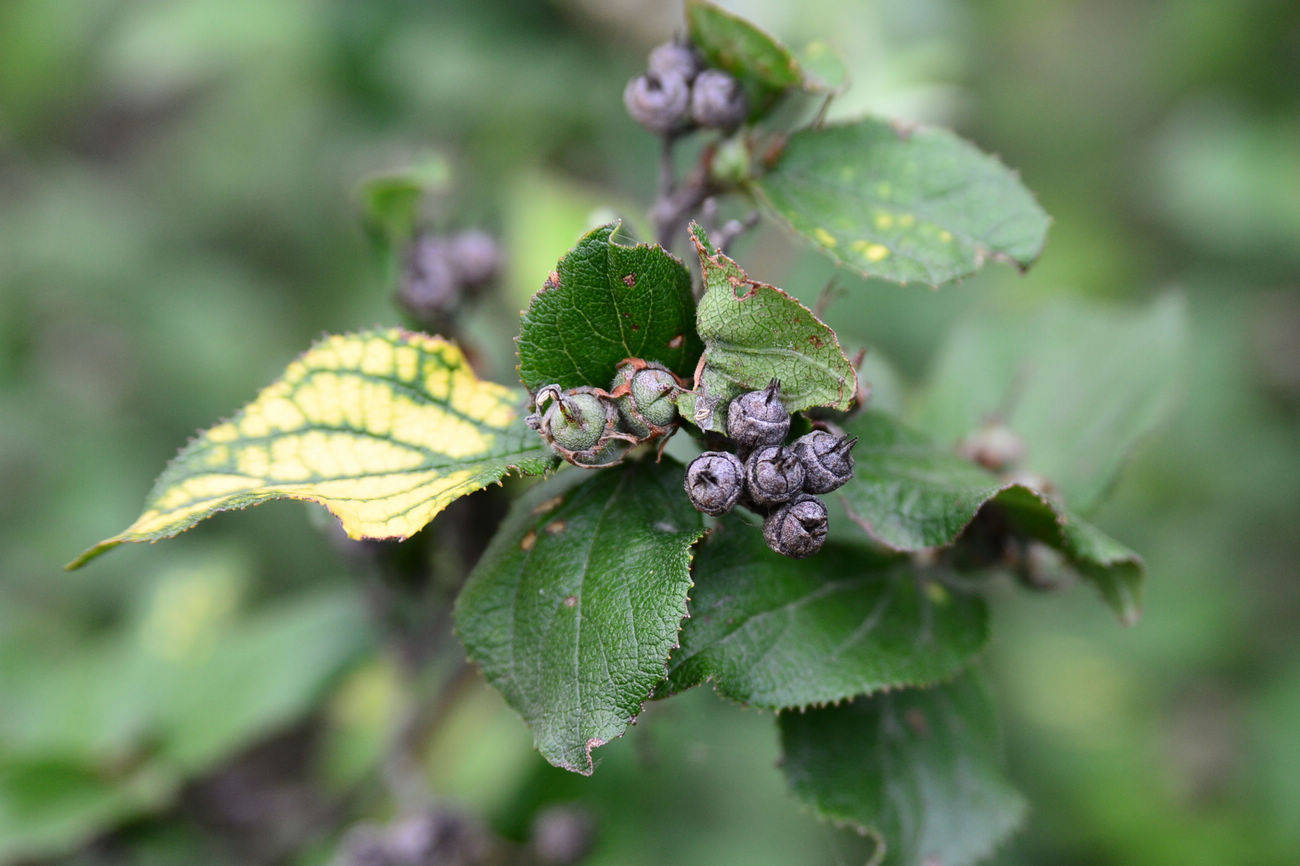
[70,329,553,568]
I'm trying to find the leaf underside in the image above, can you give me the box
[753,117,1050,286]
[779,670,1026,866]
[515,223,702,393]
[836,410,1144,624]
[454,459,703,775]
[678,223,856,432]
[71,329,552,568]
[664,515,987,709]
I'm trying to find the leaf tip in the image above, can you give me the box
[66,539,116,570]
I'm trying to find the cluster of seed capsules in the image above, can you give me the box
[623,40,748,135]
[526,360,684,468]
[685,381,857,559]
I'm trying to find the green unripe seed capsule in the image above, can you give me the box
[628,366,679,428]
[542,389,611,452]
[611,362,679,437]
[569,435,633,468]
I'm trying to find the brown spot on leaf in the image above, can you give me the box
[545,519,566,535]
[809,334,824,348]
[890,118,917,140]
[520,530,537,551]
[622,273,636,287]
[544,270,560,289]
[531,495,565,515]
[563,595,578,608]
[668,334,685,349]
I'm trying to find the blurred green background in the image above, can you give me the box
[2,0,1297,864]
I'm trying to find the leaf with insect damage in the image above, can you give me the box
[677,223,856,433]
[516,223,702,394]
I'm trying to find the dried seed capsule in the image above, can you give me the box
[763,494,829,558]
[399,235,459,321]
[611,361,679,436]
[648,41,702,83]
[792,430,858,494]
[690,69,747,129]
[623,72,691,134]
[744,445,805,507]
[727,380,790,448]
[684,451,745,516]
[447,229,501,290]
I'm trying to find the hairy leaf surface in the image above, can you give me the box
[754,118,1050,286]
[454,460,703,774]
[780,671,1026,866]
[72,329,551,567]
[665,516,987,709]
[836,411,1145,624]
[516,223,702,392]
[678,223,855,432]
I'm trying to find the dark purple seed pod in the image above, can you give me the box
[689,69,747,129]
[763,494,829,558]
[648,41,702,83]
[744,445,806,507]
[399,235,459,319]
[447,228,501,290]
[623,72,691,134]
[727,379,790,448]
[531,806,596,865]
[792,430,857,493]
[684,451,745,516]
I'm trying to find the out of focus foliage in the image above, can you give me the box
[1,0,1296,864]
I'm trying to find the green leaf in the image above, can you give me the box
[516,223,703,393]
[836,410,1145,624]
[664,515,987,709]
[678,223,856,432]
[152,589,372,771]
[0,588,368,861]
[0,758,177,863]
[355,153,451,246]
[837,410,1012,551]
[780,670,1026,866]
[798,39,849,94]
[753,118,1050,286]
[912,294,1187,515]
[454,459,704,774]
[71,329,553,568]
[686,0,802,104]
